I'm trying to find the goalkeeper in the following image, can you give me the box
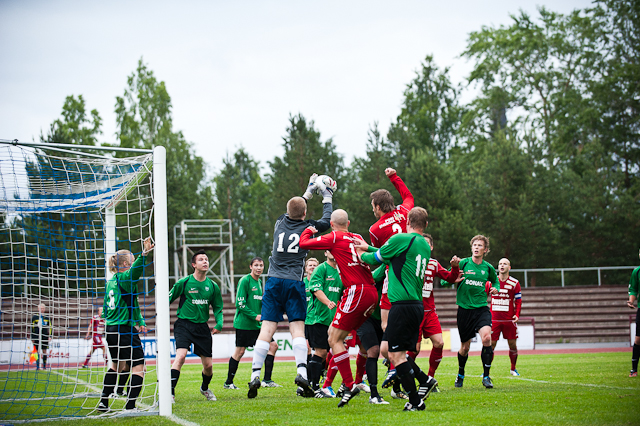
[99,237,154,412]
[247,174,335,399]
[31,303,52,370]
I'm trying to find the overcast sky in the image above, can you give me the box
[0,0,592,175]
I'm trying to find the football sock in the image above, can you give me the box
[251,339,270,381]
[264,354,275,381]
[325,351,333,369]
[101,368,117,405]
[355,351,367,383]
[323,357,338,388]
[632,344,640,371]
[396,361,419,406]
[83,352,91,366]
[509,349,518,370]
[292,337,308,379]
[226,357,239,384]
[481,345,493,377]
[117,371,129,395]
[406,354,429,384]
[333,350,354,388]
[170,369,180,396]
[42,355,47,369]
[201,372,213,391]
[366,357,379,398]
[308,355,324,389]
[428,347,443,377]
[407,350,418,360]
[457,352,468,376]
[125,374,143,410]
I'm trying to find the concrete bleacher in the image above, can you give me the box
[1,285,633,344]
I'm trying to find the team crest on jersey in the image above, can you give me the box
[205,286,209,291]
[481,271,486,275]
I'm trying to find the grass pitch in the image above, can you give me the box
[2,351,639,425]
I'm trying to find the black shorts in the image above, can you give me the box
[236,329,261,348]
[457,306,492,343]
[383,301,422,352]
[305,324,330,350]
[357,316,383,351]
[174,318,213,358]
[636,308,640,337]
[106,325,145,367]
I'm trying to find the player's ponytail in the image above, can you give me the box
[108,250,133,273]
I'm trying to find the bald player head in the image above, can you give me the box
[330,209,349,231]
[498,258,511,277]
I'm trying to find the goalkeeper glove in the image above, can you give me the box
[320,177,336,204]
[303,173,318,201]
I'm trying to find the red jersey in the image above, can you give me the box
[90,315,105,335]
[422,258,460,311]
[368,173,414,248]
[300,229,375,287]
[491,276,522,321]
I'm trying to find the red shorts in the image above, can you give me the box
[93,336,105,348]
[344,330,361,348]
[332,284,378,332]
[379,293,391,310]
[492,320,518,341]
[419,310,442,338]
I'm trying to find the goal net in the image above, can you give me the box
[0,141,169,421]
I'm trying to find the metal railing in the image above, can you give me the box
[510,266,636,288]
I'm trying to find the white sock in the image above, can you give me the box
[251,339,270,380]
[292,337,308,379]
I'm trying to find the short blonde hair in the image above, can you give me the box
[470,235,490,254]
[108,249,133,273]
[287,197,307,220]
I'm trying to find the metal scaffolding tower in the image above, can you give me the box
[173,219,235,299]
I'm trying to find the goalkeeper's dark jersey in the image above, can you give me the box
[267,202,332,281]
[31,315,52,341]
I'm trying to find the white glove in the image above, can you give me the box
[303,173,318,201]
[318,176,337,203]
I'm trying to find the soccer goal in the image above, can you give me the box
[0,140,171,421]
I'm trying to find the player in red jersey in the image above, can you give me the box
[490,258,522,376]
[369,168,414,331]
[300,209,378,407]
[82,307,107,368]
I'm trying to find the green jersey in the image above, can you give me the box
[453,257,499,309]
[629,266,640,297]
[361,232,431,303]
[104,255,147,327]
[304,276,311,304]
[169,275,224,330]
[305,262,344,326]
[234,274,263,330]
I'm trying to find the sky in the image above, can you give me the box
[0,0,593,175]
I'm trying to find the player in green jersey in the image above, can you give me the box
[169,250,224,402]
[627,248,640,377]
[225,257,280,389]
[449,235,499,389]
[356,207,434,412]
[98,237,153,413]
[305,250,344,397]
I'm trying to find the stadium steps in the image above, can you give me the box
[1,285,633,344]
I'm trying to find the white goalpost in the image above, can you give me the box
[0,140,170,421]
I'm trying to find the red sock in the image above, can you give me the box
[428,347,443,377]
[333,351,354,389]
[407,351,418,360]
[83,353,91,366]
[323,357,338,388]
[354,352,367,384]
[509,349,518,370]
[325,350,333,368]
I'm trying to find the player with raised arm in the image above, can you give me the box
[369,168,414,332]
[99,237,153,412]
[491,258,522,376]
[627,249,640,377]
[225,257,280,390]
[299,209,379,407]
[82,307,107,368]
[247,174,334,399]
[356,207,433,411]
[305,250,344,397]
[169,250,224,402]
[31,303,52,371]
[452,235,499,389]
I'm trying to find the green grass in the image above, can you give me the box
[2,352,639,425]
